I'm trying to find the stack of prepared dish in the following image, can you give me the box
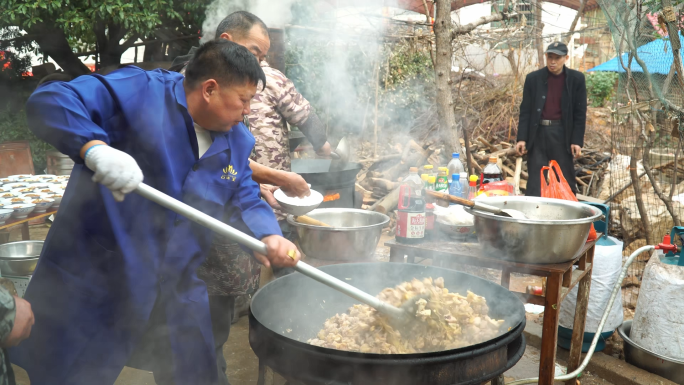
[0,174,68,224]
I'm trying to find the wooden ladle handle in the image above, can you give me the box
[426,190,475,208]
[295,215,331,227]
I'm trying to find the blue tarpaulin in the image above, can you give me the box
[587,32,684,75]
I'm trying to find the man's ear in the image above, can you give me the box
[202,79,219,101]
[219,32,233,42]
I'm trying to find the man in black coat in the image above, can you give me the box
[516,42,587,196]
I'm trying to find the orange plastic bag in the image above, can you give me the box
[541,160,597,242]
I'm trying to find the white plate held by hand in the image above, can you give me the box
[274,188,323,216]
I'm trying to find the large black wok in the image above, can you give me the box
[249,262,526,385]
[291,159,362,189]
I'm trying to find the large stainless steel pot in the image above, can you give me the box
[618,320,684,384]
[464,196,602,264]
[0,241,43,276]
[287,208,389,261]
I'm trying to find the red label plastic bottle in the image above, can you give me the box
[396,183,426,244]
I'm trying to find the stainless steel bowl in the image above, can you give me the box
[287,209,389,261]
[464,196,602,264]
[0,241,43,276]
[619,320,684,384]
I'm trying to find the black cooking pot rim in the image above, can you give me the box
[250,262,526,360]
[250,310,525,361]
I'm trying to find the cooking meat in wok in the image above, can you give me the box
[308,277,504,354]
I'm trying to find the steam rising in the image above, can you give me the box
[201,0,299,43]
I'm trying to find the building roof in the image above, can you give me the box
[587,32,684,75]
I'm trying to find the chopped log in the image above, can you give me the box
[500,142,512,148]
[575,177,588,187]
[404,139,430,163]
[501,164,516,178]
[470,159,483,173]
[491,147,518,159]
[370,178,399,191]
[477,137,499,153]
[514,157,523,195]
[355,183,370,194]
[371,186,400,214]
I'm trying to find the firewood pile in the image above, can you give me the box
[354,133,611,219]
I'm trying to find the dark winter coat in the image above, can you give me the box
[517,66,588,152]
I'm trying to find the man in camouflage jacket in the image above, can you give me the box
[0,282,34,385]
[169,11,330,385]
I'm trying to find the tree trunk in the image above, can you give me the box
[29,23,90,77]
[631,136,655,245]
[94,22,130,69]
[661,0,684,91]
[564,0,586,45]
[505,48,518,78]
[144,40,165,62]
[534,0,545,68]
[434,0,462,155]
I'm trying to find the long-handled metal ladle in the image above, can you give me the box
[134,183,420,322]
[426,190,528,219]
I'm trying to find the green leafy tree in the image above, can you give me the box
[585,71,618,107]
[0,0,210,76]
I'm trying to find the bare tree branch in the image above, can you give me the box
[564,0,586,45]
[451,5,518,38]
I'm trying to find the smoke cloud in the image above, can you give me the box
[201,0,299,43]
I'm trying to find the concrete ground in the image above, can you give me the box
[5,225,616,384]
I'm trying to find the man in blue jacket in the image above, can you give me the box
[10,40,300,385]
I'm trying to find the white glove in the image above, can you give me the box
[84,145,144,202]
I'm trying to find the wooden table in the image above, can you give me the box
[385,237,598,385]
[0,209,57,241]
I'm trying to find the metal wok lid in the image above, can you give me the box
[250,262,525,359]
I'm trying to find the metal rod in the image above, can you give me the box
[134,183,405,319]
[135,183,267,254]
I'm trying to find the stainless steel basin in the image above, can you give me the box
[287,209,389,261]
[464,196,602,264]
[618,320,684,384]
[0,241,43,276]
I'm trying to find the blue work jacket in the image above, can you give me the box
[10,66,281,385]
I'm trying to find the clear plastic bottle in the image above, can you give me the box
[458,172,469,199]
[482,156,504,185]
[421,174,430,190]
[397,168,426,244]
[467,175,479,200]
[404,167,424,195]
[447,153,465,183]
[449,174,462,203]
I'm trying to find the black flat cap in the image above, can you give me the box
[545,41,568,56]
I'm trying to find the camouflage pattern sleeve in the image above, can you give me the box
[0,289,15,343]
[269,68,312,127]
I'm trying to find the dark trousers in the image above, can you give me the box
[131,295,235,385]
[209,295,236,385]
[525,123,577,197]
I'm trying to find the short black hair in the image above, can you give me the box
[215,11,268,40]
[184,39,266,91]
